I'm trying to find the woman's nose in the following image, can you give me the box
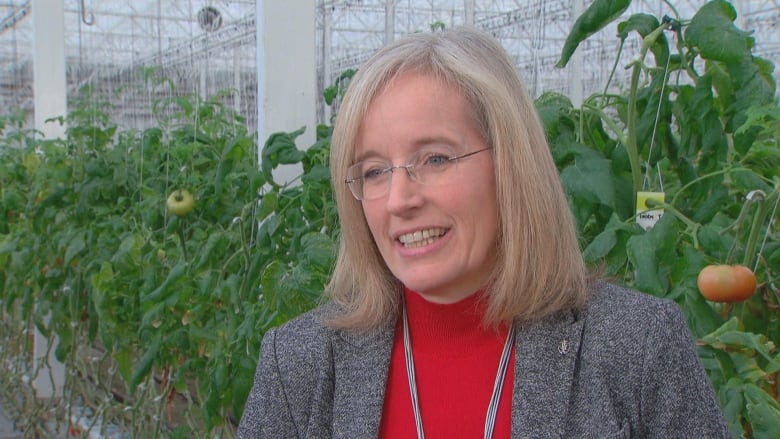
[385,167,423,214]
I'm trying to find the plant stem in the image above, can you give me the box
[743,189,778,268]
[602,39,625,97]
[626,23,672,207]
[582,103,628,146]
[719,195,757,237]
[153,366,170,439]
[645,198,697,229]
[661,0,681,20]
[176,224,188,262]
[721,303,733,320]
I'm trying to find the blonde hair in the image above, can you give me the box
[327,26,591,329]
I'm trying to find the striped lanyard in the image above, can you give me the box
[401,301,516,439]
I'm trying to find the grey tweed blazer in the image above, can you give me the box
[238,282,730,438]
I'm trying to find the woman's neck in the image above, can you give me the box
[403,288,507,356]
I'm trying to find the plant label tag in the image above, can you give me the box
[636,191,665,231]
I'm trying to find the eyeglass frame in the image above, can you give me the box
[344,146,492,201]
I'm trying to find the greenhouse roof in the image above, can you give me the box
[1,0,778,130]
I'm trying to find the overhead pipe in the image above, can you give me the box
[80,0,94,25]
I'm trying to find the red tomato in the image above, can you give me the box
[697,264,757,303]
[731,265,757,300]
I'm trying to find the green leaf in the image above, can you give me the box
[300,232,336,270]
[583,227,617,263]
[742,383,780,439]
[535,92,574,141]
[681,287,723,339]
[232,355,256,422]
[261,128,306,177]
[735,104,780,136]
[111,233,143,270]
[129,331,162,394]
[560,152,616,208]
[582,214,638,268]
[301,164,331,184]
[0,235,16,255]
[626,214,679,296]
[685,0,752,64]
[556,0,631,68]
[142,261,188,304]
[114,347,134,385]
[214,135,253,198]
[260,260,286,306]
[258,214,281,243]
[727,59,777,132]
[257,193,279,221]
[718,380,746,438]
[64,232,86,266]
[89,261,114,310]
[702,323,780,372]
[617,13,669,65]
[697,224,730,262]
[193,233,227,270]
[747,397,780,439]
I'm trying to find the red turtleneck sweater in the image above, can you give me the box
[379,288,515,438]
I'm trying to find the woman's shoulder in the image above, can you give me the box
[266,302,340,348]
[263,300,394,358]
[574,280,696,362]
[574,281,693,354]
[582,280,684,327]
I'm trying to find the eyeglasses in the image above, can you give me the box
[345,146,491,200]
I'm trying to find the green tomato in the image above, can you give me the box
[166,189,195,216]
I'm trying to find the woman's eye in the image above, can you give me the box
[423,154,451,166]
[363,167,386,180]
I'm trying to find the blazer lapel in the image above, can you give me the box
[512,309,585,438]
[330,322,395,438]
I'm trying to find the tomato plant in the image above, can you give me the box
[0,78,337,436]
[552,0,779,436]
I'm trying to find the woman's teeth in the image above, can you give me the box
[398,228,446,248]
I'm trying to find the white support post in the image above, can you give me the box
[464,0,475,26]
[31,0,67,399]
[733,0,746,30]
[233,49,241,114]
[322,2,333,124]
[570,0,584,107]
[32,0,67,139]
[200,65,207,100]
[385,0,395,44]
[256,0,317,185]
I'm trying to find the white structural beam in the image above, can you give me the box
[385,0,395,43]
[464,0,475,25]
[257,0,317,184]
[31,0,67,399]
[32,0,66,138]
[322,3,333,124]
[570,0,584,107]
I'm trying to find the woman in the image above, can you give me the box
[238,26,729,438]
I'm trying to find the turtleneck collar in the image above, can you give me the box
[403,287,509,357]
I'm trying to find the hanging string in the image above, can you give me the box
[643,37,672,193]
[530,0,545,98]
[755,193,779,273]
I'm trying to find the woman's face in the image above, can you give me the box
[355,72,500,304]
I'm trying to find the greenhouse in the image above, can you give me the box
[0,0,779,437]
